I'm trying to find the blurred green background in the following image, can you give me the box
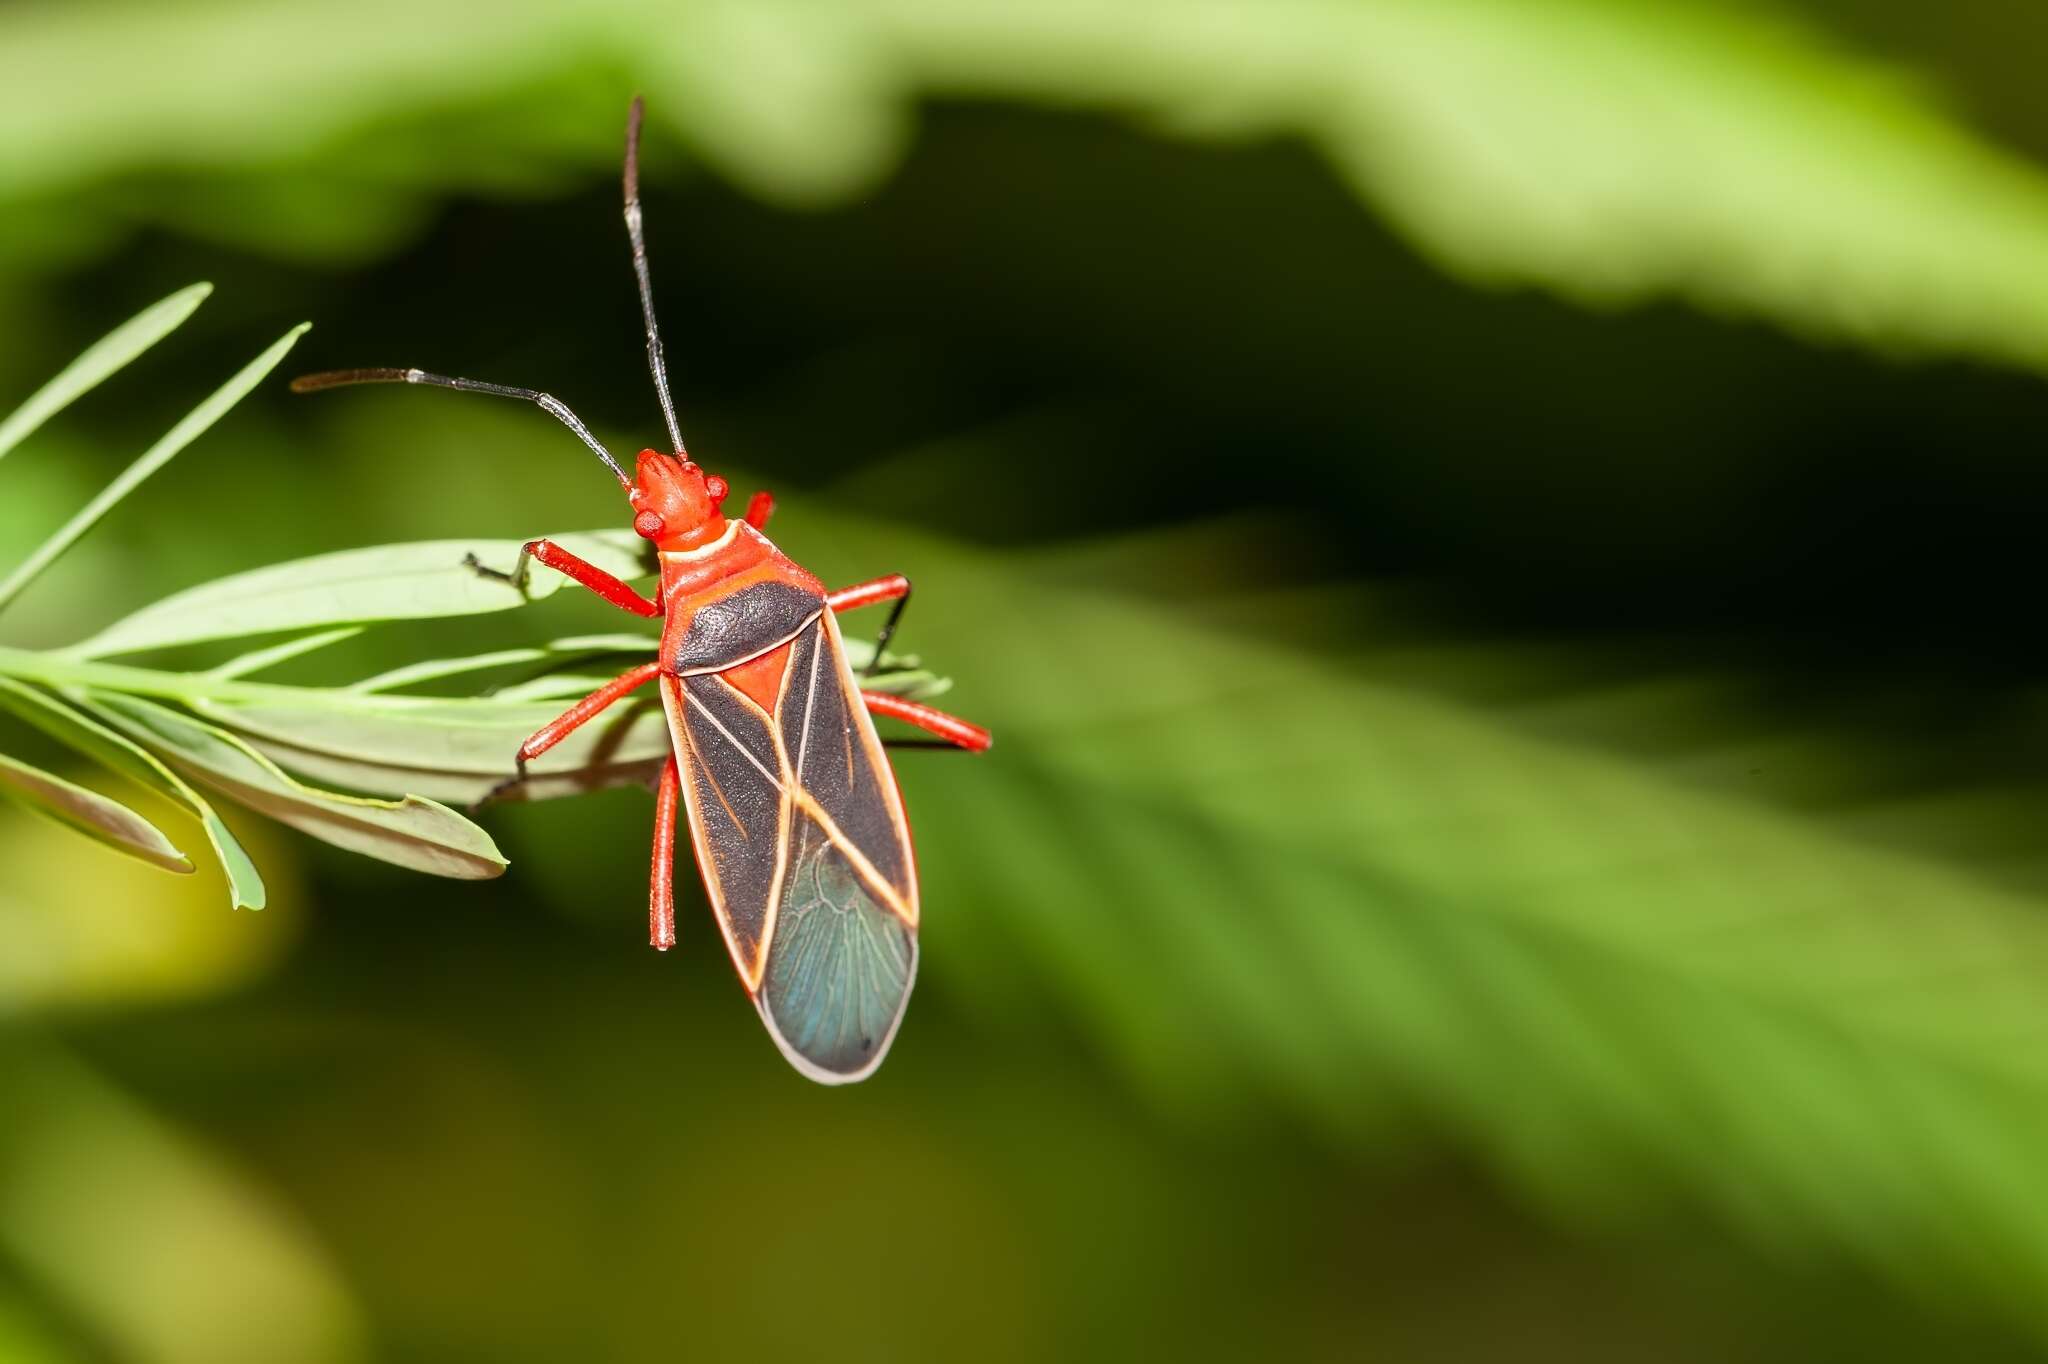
[5,1,2048,1359]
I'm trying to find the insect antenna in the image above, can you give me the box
[622,96,687,458]
[290,367,631,488]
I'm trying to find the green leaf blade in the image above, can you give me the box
[70,530,648,658]
[0,676,192,808]
[0,282,212,463]
[208,626,363,680]
[0,321,311,617]
[195,691,671,805]
[0,751,192,873]
[0,678,266,910]
[240,734,665,806]
[88,692,507,880]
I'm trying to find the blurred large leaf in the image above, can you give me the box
[781,505,2048,1342]
[0,782,291,1018]
[9,2,2048,373]
[0,1287,73,1364]
[0,1039,365,1364]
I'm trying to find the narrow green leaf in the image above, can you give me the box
[348,630,659,692]
[865,669,951,701]
[842,632,951,700]
[0,751,192,873]
[197,692,671,805]
[208,626,362,680]
[0,282,212,463]
[0,677,193,809]
[346,647,557,695]
[542,633,667,653]
[242,736,665,806]
[70,530,648,658]
[0,678,264,909]
[820,636,947,697]
[347,633,660,694]
[89,692,507,880]
[0,322,311,617]
[487,674,644,703]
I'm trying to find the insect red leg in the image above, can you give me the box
[861,692,992,752]
[744,490,774,530]
[517,661,665,763]
[650,753,681,950]
[826,574,908,613]
[480,660,665,803]
[465,538,661,617]
[827,574,912,676]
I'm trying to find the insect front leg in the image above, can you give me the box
[478,660,666,805]
[650,753,681,950]
[861,692,992,752]
[743,491,774,530]
[465,538,662,617]
[826,574,911,677]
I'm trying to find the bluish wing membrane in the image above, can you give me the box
[758,814,917,1081]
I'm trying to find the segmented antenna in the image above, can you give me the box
[289,368,631,487]
[623,96,687,457]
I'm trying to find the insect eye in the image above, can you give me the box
[633,510,665,539]
[704,475,729,504]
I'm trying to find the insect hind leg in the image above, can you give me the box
[861,691,991,752]
[650,753,681,950]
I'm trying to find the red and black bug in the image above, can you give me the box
[292,98,990,1083]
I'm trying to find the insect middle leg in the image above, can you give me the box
[465,538,661,617]
[479,660,666,804]
[826,574,912,677]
